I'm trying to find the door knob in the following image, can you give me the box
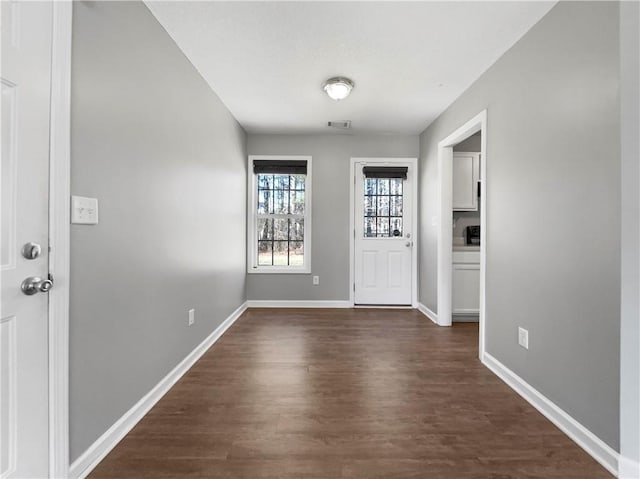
[21,242,42,260]
[405,241,412,247]
[21,276,53,295]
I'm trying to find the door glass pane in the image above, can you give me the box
[390,196,403,216]
[377,196,389,216]
[364,217,376,237]
[362,175,404,238]
[390,178,403,195]
[364,196,376,216]
[391,218,403,237]
[365,178,377,195]
[377,178,390,195]
[376,217,390,237]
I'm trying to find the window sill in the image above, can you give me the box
[247,267,311,274]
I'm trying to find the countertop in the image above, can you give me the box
[453,245,480,252]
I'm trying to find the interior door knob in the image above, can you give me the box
[21,276,53,295]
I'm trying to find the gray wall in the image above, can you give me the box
[246,134,419,301]
[419,1,620,449]
[620,0,640,469]
[70,2,247,461]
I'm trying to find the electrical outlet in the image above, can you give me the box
[312,275,320,285]
[518,327,529,350]
[188,309,195,326]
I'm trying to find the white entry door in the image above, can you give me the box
[1,2,53,478]
[354,161,414,305]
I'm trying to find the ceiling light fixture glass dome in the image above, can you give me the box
[323,77,354,101]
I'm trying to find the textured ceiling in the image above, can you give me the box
[147,1,556,135]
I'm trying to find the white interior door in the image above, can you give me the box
[354,162,413,305]
[1,2,53,478]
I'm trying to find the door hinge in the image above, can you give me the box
[353,283,355,292]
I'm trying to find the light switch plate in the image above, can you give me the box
[71,195,99,225]
[518,327,529,350]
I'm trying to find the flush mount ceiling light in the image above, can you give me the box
[323,77,354,101]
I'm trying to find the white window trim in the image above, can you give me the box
[247,155,312,274]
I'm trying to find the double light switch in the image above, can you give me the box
[71,195,99,225]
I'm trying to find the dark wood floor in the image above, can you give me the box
[89,308,612,478]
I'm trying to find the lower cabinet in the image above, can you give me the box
[452,261,480,314]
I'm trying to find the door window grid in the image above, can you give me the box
[257,174,305,266]
[363,177,403,238]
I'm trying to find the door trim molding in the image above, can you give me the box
[619,456,640,479]
[436,110,487,359]
[349,157,418,308]
[48,2,73,477]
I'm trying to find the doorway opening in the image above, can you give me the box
[437,111,487,359]
[349,157,418,308]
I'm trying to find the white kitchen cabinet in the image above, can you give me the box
[452,250,480,314]
[452,152,480,211]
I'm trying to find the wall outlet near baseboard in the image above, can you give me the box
[518,327,529,349]
[188,309,195,326]
[312,275,320,285]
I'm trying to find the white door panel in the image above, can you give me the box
[354,163,413,305]
[1,2,53,477]
[362,251,377,288]
[387,251,405,288]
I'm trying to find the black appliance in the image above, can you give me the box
[466,225,480,245]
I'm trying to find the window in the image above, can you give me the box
[247,156,311,273]
[362,166,407,238]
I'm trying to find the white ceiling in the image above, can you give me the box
[146,1,556,135]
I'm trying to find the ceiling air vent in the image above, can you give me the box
[328,120,351,129]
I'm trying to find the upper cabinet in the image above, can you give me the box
[452,152,480,211]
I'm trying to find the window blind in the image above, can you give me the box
[253,160,307,175]
[362,166,407,179]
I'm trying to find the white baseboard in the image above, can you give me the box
[417,302,438,324]
[452,309,480,315]
[452,315,479,323]
[482,352,619,477]
[68,301,248,479]
[246,300,351,308]
[619,456,640,479]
